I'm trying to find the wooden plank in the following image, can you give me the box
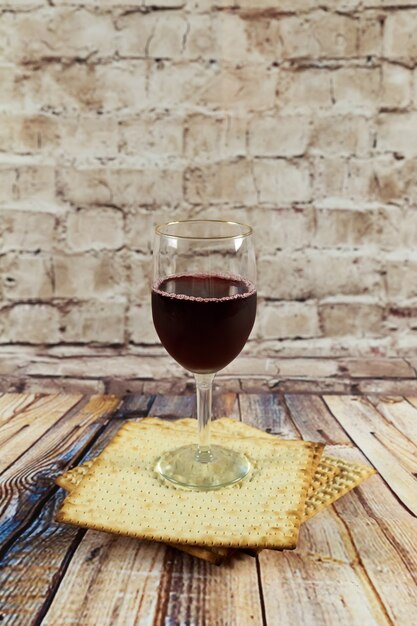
[0,417,128,625]
[332,477,417,625]
[112,393,154,419]
[0,493,83,626]
[0,396,120,550]
[285,394,352,444]
[150,395,195,420]
[42,533,263,626]
[0,394,83,474]
[323,395,417,516]
[260,444,417,626]
[405,396,417,410]
[212,391,240,420]
[367,396,417,443]
[239,394,300,438]
[259,550,391,626]
[149,393,239,421]
[0,393,39,426]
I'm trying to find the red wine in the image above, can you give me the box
[152,273,257,374]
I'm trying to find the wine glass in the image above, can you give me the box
[151,220,257,490]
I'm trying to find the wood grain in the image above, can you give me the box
[42,533,263,626]
[0,494,82,626]
[149,395,194,420]
[332,477,417,625]
[1,392,416,626]
[149,392,239,424]
[368,395,417,443]
[239,393,300,438]
[0,415,130,626]
[0,396,120,550]
[259,550,391,626]
[0,394,83,474]
[0,393,39,426]
[323,395,417,515]
[260,442,417,626]
[285,394,352,445]
[113,394,154,420]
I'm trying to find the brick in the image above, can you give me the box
[384,10,417,61]
[373,157,417,204]
[321,252,386,299]
[258,251,383,300]
[185,114,246,160]
[309,115,370,157]
[277,69,333,113]
[0,1,43,6]
[208,14,254,63]
[320,299,385,337]
[125,207,187,253]
[248,115,310,157]
[1,254,54,300]
[1,1,416,358]
[144,0,185,6]
[313,158,375,202]
[0,65,20,111]
[120,115,183,157]
[117,12,188,59]
[381,64,412,110]
[0,114,59,153]
[386,254,417,299]
[0,167,18,204]
[240,16,282,63]
[52,253,125,299]
[397,208,417,249]
[184,160,258,205]
[184,15,216,60]
[1,210,56,252]
[314,206,401,249]
[0,165,55,204]
[66,208,124,252]
[280,13,357,60]
[385,304,417,335]
[57,167,183,207]
[254,207,315,252]
[331,68,381,112]
[377,113,417,157]
[233,0,317,8]
[363,0,417,6]
[196,65,277,111]
[253,159,311,204]
[148,61,218,108]
[22,62,148,113]
[358,17,383,57]
[0,9,117,63]
[129,253,153,301]
[0,304,60,344]
[59,116,119,158]
[60,301,126,344]
[258,301,320,340]
[128,303,159,344]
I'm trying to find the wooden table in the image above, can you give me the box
[0,391,416,625]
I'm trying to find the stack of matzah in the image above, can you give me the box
[56,417,376,564]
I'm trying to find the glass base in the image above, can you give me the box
[155,444,252,491]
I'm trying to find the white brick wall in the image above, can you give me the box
[1,0,417,357]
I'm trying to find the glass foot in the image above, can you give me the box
[155,444,252,491]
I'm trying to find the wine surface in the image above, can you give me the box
[152,273,257,373]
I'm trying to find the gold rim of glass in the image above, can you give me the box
[155,219,253,240]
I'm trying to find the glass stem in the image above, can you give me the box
[194,373,215,464]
